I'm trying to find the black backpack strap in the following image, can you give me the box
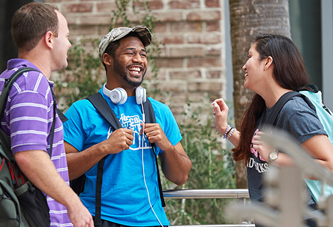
[265,91,302,126]
[0,67,58,159]
[87,93,122,130]
[94,156,106,227]
[0,67,39,155]
[87,93,122,227]
[143,99,166,207]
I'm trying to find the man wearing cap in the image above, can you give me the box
[63,25,192,227]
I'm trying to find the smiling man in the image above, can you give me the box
[63,26,192,227]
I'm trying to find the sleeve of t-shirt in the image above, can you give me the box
[151,99,182,155]
[9,91,50,154]
[63,102,86,151]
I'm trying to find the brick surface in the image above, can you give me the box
[64,14,79,25]
[206,21,221,32]
[133,0,164,10]
[98,26,112,36]
[156,58,184,68]
[154,23,168,33]
[205,0,220,8]
[155,34,184,44]
[206,70,222,79]
[169,70,201,80]
[169,47,204,58]
[187,33,221,44]
[45,0,63,3]
[205,46,222,56]
[158,81,187,92]
[80,15,112,25]
[187,11,221,21]
[61,3,93,13]
[69,25,97,37]
[188,81,222,92]
[170,22,203,33]
[169,0,200,9]
[187,57,222,67]
[152,12,183,22]
[169,93,187,104]
[97,2,117,12]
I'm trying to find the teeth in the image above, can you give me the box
[244,73,248,77]
[130,67,140,72]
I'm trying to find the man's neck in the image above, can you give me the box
[18,52,51,79]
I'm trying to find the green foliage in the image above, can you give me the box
[162,98,236,225]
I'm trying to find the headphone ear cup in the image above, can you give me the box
[110,88,127,105]
[135,87,146,105]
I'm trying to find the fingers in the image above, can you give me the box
[142,123,165,143]
[212,98,229,115]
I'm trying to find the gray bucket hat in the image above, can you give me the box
[98,25,152,61]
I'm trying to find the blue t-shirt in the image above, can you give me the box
[247,96,327,202]
[63,88,182,226]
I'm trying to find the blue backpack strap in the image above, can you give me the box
[143,99,166,207]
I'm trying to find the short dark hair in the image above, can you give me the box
[11,2,59,52]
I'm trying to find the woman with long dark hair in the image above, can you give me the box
[212,34,333,226]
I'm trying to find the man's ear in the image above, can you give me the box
[264,56,273,70]
[103,53,113,66]
[44,31,54,49]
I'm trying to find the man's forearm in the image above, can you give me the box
[14,150,81,208]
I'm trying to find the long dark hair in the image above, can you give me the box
[232,34,310,162]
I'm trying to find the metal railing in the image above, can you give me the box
[163,189,255,227]
[163,189,249,199]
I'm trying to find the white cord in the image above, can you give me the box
[141,103,164,227]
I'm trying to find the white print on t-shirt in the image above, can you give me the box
[107,113,152,150]
[247,157,270,173]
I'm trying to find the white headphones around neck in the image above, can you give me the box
[103,84,146,105]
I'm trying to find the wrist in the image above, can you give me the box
[268,150,279,163]
[223,125,231,139]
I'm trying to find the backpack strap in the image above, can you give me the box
[87,93,122,227]
[0,67,56,159]
[87,93,122,130]
[143,99,166,207]
[0,67,39,156]
[265,91,302,126]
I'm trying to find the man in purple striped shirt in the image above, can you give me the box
[0,2,93,227]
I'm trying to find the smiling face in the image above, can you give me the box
[242,42,267,92]
[111,36,148,88]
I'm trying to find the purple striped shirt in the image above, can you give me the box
[0,59,72,227]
